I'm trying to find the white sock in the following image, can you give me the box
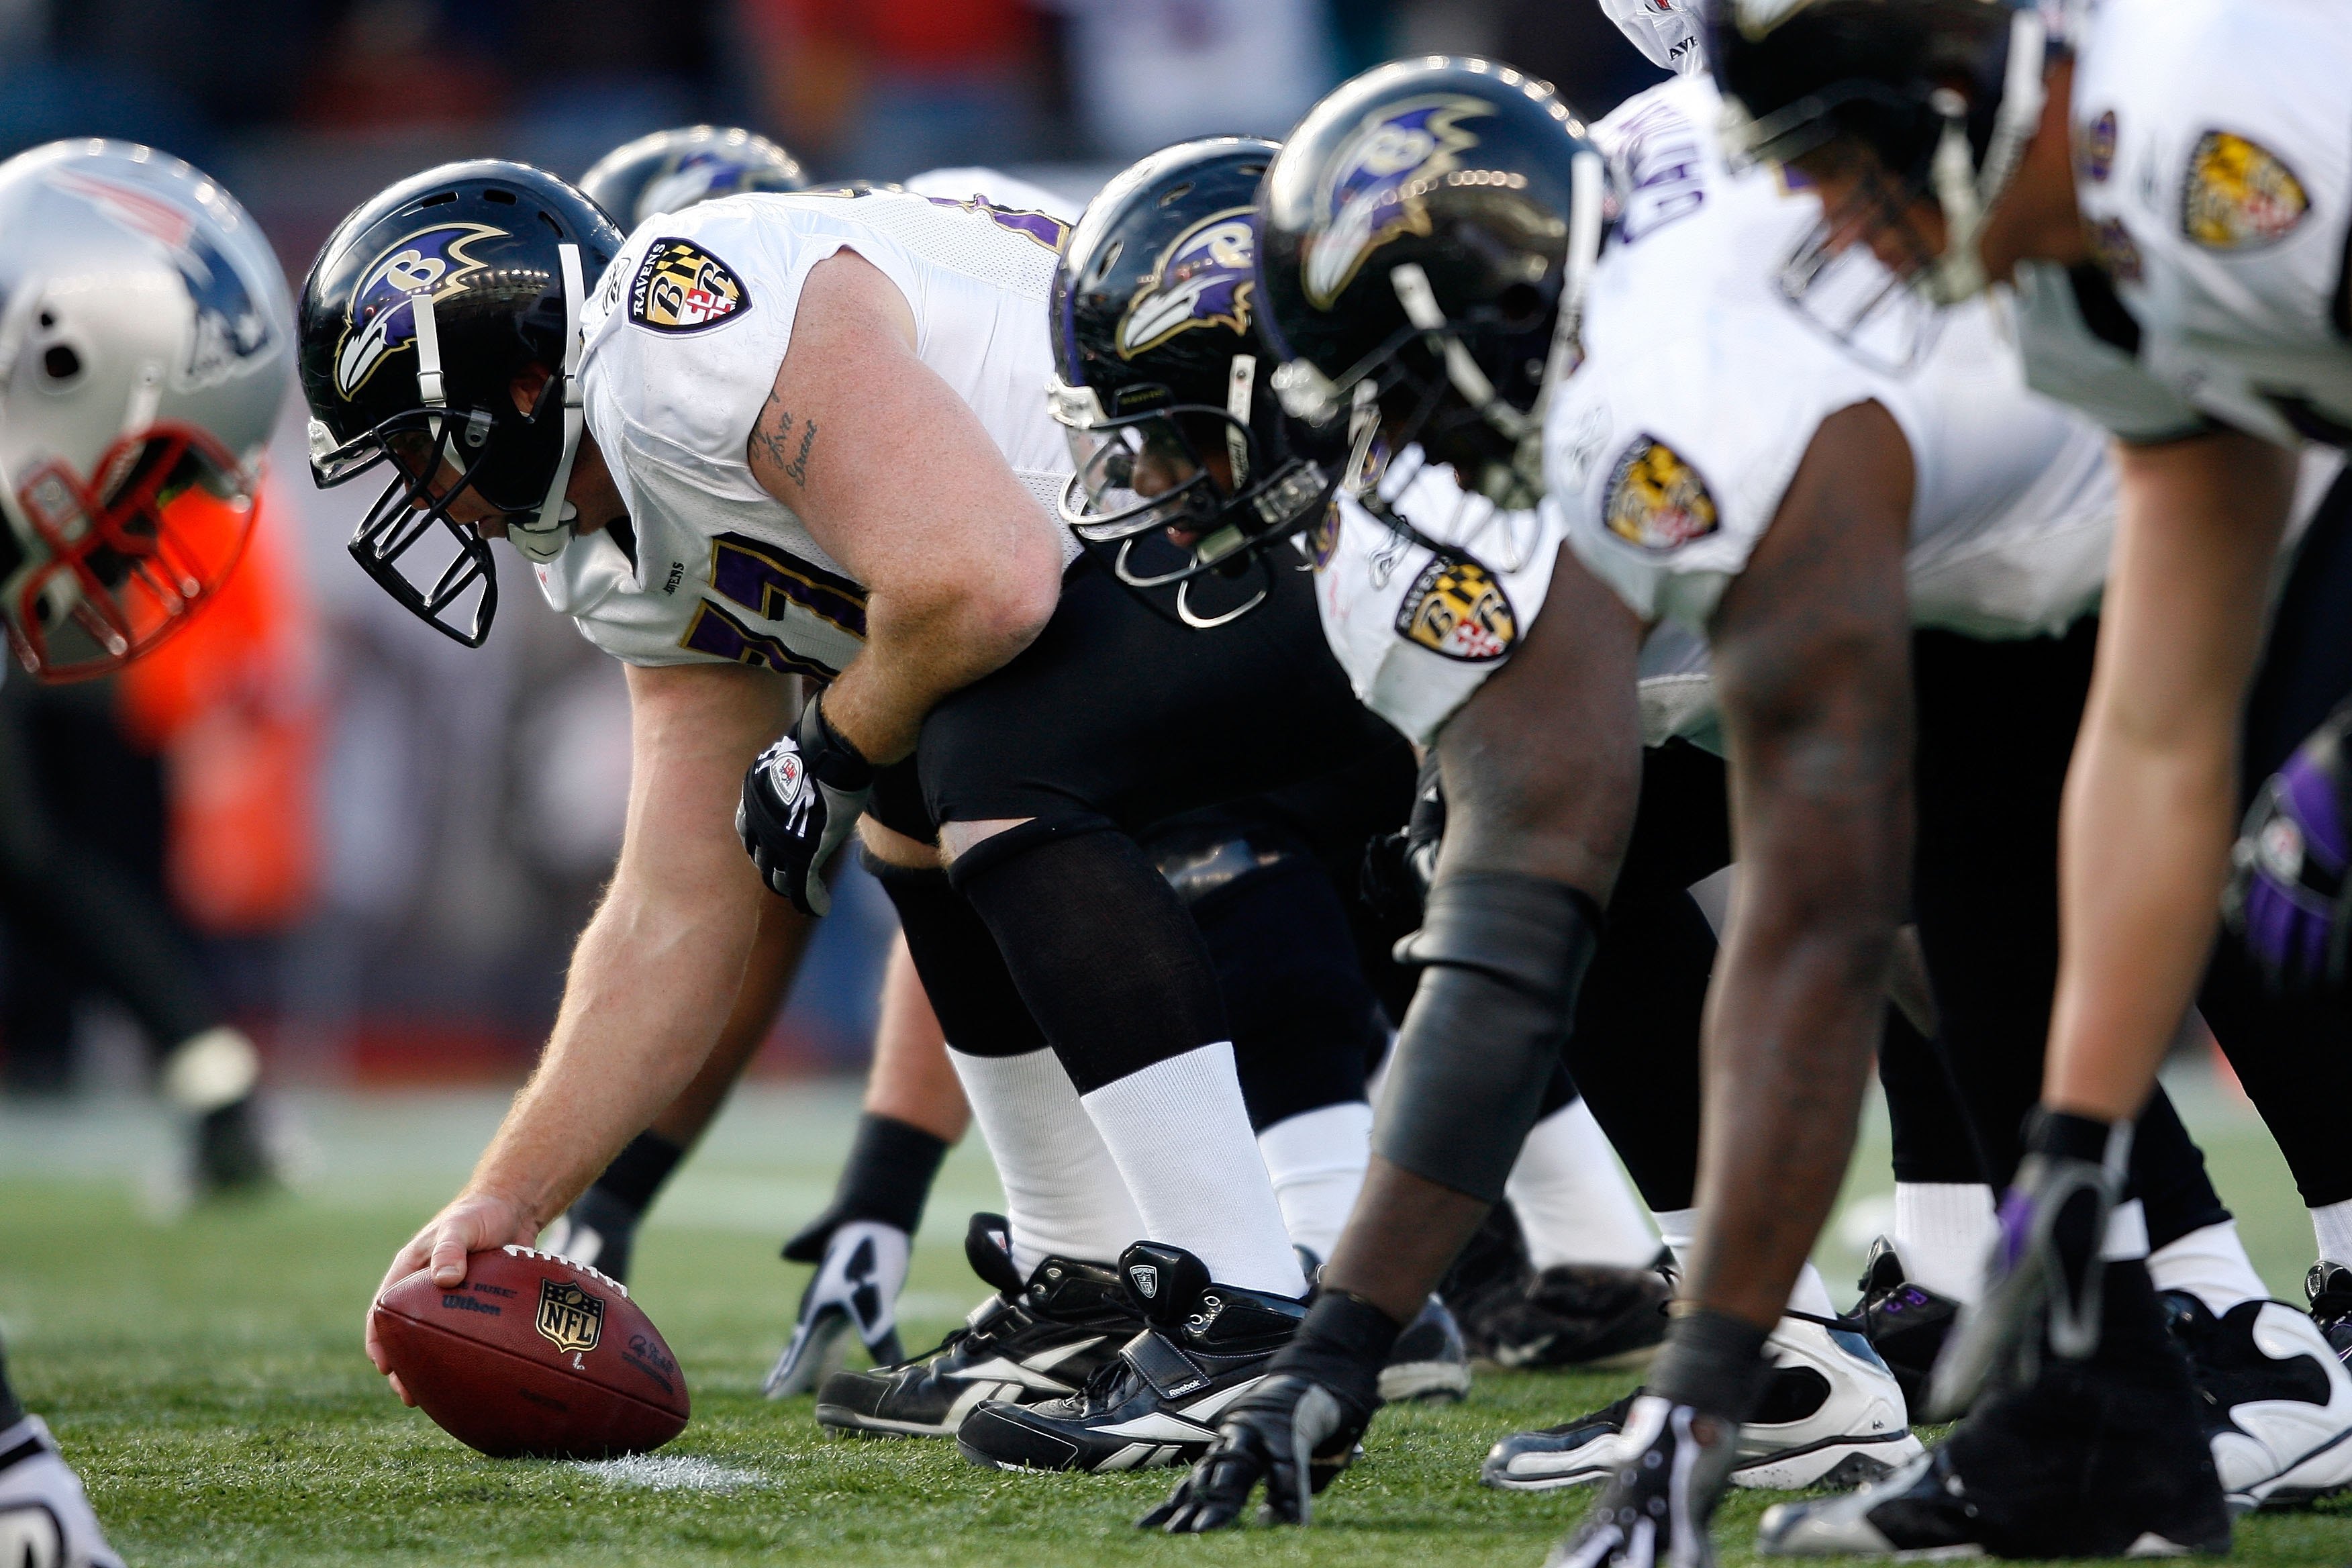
[1893,1182,1997,1303]
[1080,1042,1307,1297]
[2100,1197,2149,1261]
[2313,1199,2352,1265]
[948,1046,1144,1277]
[1257,1101,1371,1263]
[1652,1206,1832,1318]
[1506,1099,1659,1271]
[2149,1220,2268,1314]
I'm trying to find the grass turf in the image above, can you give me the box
[2,1075,2348,1567]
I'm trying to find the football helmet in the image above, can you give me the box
[0,140,289,681]
[578,125,808,230]
[297,161,621,646]
[1050,137,1328,626]
[1710,0,2053,306]
[1257,58,1607,515]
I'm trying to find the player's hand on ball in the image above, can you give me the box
[2227,701,2352,990]
[1141,1372,1373,1532]
[736,695,873,917]
[365,1189,536,1403]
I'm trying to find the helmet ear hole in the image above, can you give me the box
[1496,281,1546,330]
[40,343,84,385]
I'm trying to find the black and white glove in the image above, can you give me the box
[1549,1394,1736,1568]
[763,1219,910,1398]
[737,695,873,916]
[1141,1294,1389,1532]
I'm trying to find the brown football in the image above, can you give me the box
[371,1244,689,1459]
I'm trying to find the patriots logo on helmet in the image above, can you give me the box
[1304,95,1493,309]
[51,168,275,391]
[1115,207,1256,359]
[334,222,507,397]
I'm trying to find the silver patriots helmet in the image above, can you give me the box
[0,140,290,681]
[578,125,809,230]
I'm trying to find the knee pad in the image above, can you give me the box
[1375,873,1603,1202]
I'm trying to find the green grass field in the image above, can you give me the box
[3,1071,2348,1567]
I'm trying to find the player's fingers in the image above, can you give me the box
[387,1370,416,1408]
[429,1227,470,1288]
[1134,1491,1185,1531]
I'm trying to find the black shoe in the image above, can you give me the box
[956,1241,1306,1473]
[193,1095,279,1198]
[540,1187,643,1285]
[1379,1295,1470,1404]
[816,1215,1137,1438]
[2163,1290,2352,1510]
[1853,1236,1960,1409]
[2306,1261,2352,1368]
[1758,1262,2231,1558]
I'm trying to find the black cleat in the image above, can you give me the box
[2163,1291,2352,1510]
[956,1241,1306,1473]
[1759,1262,2231,1559]
[1853,1236,1961,1410]
[816,1215,1137,1438]
[1379,1295,1471,1404]
[2306,1261,2352,1369]
[193,1095,280,1199]
[1444,1210,1670,1372]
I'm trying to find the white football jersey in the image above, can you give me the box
[1551,76,2116,641]
[2053,0,2352,449]
[536,182,1077,675]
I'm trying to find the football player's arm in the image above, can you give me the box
[2042,430,2295,1119]
[364,660,792,1397]
[747,249,1065,765]
[1689,400,1916,1328]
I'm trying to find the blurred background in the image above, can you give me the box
[0,0,1665,1104]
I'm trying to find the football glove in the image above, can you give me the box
[737,695,873,916]
[763,1220,910,1398]
[2226,701,2352,991]
[1549,1395,1736,1568]
[1140,1361,1377,1531]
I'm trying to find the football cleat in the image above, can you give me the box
[1852,1236,1961,1410]
[192,1095,281,1199]
[1760,1261,2230,1559]
[815,1216,1137,1438]
[1378,1295,1471,1405]
[1444,1210,1671,1371]
[539,1187,641,1285]
[1485,1314,1920,1493]
[0,1416,124,1568]
[2163,1292,2352,1511]
[956,1241,1306,1474]
[763,1220,910,1399]
[1548,1395,1738,1568]
[2306,1261,2352,1367]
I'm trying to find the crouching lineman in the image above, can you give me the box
[0,138,296,1568]
[1708,0,2352,1554]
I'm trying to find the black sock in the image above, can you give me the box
[0,1334,21,1430]
[951,824,1228,1094]
[784,1112,951,1262]
[587,1130,687,1216]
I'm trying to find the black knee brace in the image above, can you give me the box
[1373,872,1604,1202]
[861,848,1044,1059]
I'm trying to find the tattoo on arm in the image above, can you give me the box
[787,419,817,486]
[749,381,820,497]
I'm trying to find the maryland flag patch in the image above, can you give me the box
[2182,131,2308,250]
[1604,436,1718,551]
[1395,554,1516,663]
[628,238,750,332]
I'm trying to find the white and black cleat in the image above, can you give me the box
[955,1241,1306,1474]
[1379,1295,1471,1405]
[1486,1313,1920,1493]
[2306,1261,2352,1368]
[764,1220,910,1398]
[0,1416,124,1568]
[814,1215,1137,1437]
[2163,1292,2352,1511]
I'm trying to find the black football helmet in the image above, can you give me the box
[578,125,809,230]
[1257,57,1608,514]
[1049,137,1327,627]
[299,161,621,646]
[1710,0,2053,306]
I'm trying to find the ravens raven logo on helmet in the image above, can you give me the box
[1115,207,1256,359]
[334,222,505,397]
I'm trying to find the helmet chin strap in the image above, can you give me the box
[507,242,587,565]
[1924,8,2047,305]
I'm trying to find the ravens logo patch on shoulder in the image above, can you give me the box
[2182,130,2308,251]
[628,238,750,332]
[1604,435,1718,552]
[1395,554,1515,663]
